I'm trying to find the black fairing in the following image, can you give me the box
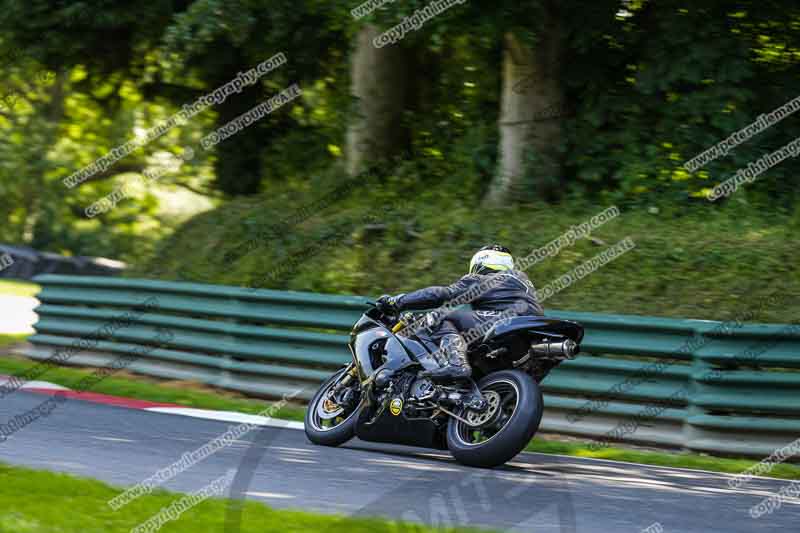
[349,309,440,381]
[348,310,448,449]
[484,316,584,344]
[346,309,584,450]
[354,405,447,450]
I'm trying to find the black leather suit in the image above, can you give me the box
[395,269,544,346]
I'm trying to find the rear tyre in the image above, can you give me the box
[304,368,361,447]
[446,369,543,468]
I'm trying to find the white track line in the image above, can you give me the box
[144,406,305,430]
[0,375,70,391]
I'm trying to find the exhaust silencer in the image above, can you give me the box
[530,340,580,359]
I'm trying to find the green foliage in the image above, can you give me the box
[0,4,219,259]
[0,0,799,263]
[158,0,351,195]
[560,1,800,204]
[360,0,800,204]
[135,164,800,324]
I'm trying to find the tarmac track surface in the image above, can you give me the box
[0,390,797,532]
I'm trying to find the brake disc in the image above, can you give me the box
[465,390,501,427]
[316,395,345,420]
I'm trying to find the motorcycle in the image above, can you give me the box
[304,302,584,468]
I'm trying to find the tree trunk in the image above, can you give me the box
[25,69,66,245]
[485,6,565,206]
[346,25,413,176]
[213,78,265,196]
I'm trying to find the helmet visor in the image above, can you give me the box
[469,250,514,273]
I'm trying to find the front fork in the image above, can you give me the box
[327,363,360,409]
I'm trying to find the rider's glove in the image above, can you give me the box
[375,294,401,314]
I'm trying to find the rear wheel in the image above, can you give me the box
[304,367,362,447]
[446,369,543,468]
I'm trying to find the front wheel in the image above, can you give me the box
[304,367,362,447]
[446,369,543,468]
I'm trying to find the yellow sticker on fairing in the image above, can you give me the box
[389,398,403,416]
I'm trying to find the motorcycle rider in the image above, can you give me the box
[376,244,543,382]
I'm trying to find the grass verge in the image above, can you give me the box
[524,439,800,480]
[0,462,483,533]
[2,339,797,481]
[0,351,305,422]
[0,279,39,298]
[0,335,28,350]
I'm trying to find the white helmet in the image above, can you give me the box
[469,244,514,274]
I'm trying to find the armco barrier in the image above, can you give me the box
[15,275,800,458]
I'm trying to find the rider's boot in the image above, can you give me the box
[420,334,471,382]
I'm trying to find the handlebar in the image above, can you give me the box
[366,300,406,332]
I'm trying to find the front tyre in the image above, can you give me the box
[304,367,361,447]
[446,370,543,468]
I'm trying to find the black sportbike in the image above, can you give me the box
[304,303,584,468]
